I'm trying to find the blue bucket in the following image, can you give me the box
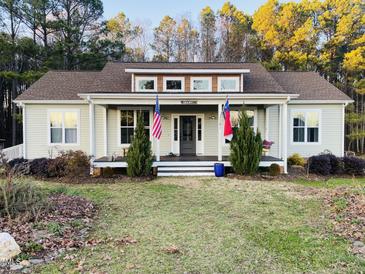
[214,163,225,177]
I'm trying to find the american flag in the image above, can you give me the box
[152,95,162,139]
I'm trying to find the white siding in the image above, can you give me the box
[266,105,280,158]
[204,112,218,155]
[25,104,89,159]
[287,104,344,157]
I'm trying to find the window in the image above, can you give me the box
[135,77,157,92]
[225,110,255,144]
[218,77,239,92]
[197,118,202,141]
[191,77,211,92]
[292,110,320,143]
[49,110,79,145]
[173,118,178,141]
[120,110,134,144]
[120,109,151,145]
[164,77,184,92]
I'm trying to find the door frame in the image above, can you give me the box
[171,113,204,156]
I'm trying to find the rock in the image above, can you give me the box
[29,259,43,265]
[20,260,31,267]
[289,165,306,175]
[353,241,364,248]
[10,264,24,271]
[0,232,21,262]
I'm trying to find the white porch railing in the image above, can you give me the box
[1,144,23,161]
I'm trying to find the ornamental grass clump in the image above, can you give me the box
[126,112,153,177]
[230,108,263,175]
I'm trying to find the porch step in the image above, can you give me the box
[157,165,216,177]
[158,166,214,172]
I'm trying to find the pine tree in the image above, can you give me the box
[126,112,153,177]
[230,109,263,175]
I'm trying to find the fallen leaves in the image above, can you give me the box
[162,245,180,254]
[0,193,97,263]
[325,189,365,242]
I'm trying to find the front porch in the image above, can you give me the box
[86,93,290,175]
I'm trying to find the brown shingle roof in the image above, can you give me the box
[270,71,352,101]
[15,71,99,101]
[15,62,352,101]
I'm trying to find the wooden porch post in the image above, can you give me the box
[218,103,222,161]
[88,98,95,174]
[281,102,288,173]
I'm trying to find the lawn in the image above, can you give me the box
[34,177,364,273]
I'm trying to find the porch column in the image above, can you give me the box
[281,102,288,173]
[218,103,222,161]
[22,103,27,159]
[88,99,95,161]
[104,105,108,156]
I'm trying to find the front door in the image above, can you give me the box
[180,116,196,155]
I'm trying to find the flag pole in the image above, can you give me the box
[156,138,160,162]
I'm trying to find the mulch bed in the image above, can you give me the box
[0,194,96,268]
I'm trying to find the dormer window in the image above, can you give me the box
[191,77,212,92]
[218,76,240,92]
[163,77,184,92]
[135,76,157,92]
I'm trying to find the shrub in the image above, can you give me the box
[269,163,281,176]
[29,158,50,177]
[0,178,47,220]
[8,158,27,168]
[343,156,365,175]
[327,153,343,174]
[308,155,332,175]
[230,108,263,175]
[61,150,90,177]
[287,153,305,167]
[127,112,153,177]
[48,150,89,178]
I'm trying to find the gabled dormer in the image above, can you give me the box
[125,68,250,92]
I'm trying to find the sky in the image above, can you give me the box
[101,0,275,28]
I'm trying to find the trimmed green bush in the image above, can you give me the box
[287,153,305,167]
[230,108,263,175]
[269,163,281,176]
[126,112,153,177]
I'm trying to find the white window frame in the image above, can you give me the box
[290,109,321,145]
[190,77,212,92]
[223,108,257,146]
[163,76,185,92]
[218,76,240,92]
[117,107,153,147]
[47,109,80,146]
[135,76,157,92]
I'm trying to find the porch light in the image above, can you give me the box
[209,115,217,120]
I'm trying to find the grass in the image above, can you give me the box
[293,177,365,188]
[26,177,365,273]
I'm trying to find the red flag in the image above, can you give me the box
[223,98,233,141]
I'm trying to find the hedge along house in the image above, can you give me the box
[14,62,353,176]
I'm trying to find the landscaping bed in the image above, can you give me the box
[0,192,96,273]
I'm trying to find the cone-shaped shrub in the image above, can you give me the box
[127,112,153,177]
[229,108,263,175]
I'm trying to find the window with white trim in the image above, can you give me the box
[164,77,184,92]
[49,110,79,145]
[120,110,151,145]
[191,77,211,92]
[218,77,239,92]
[292,110,320,143]
[225,110,255,144]
[135,77,157,92]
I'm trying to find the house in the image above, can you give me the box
[14,62,353,176]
